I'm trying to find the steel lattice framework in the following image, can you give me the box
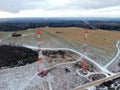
[81,27,88,72]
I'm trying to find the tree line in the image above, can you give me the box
[0,19,120,31]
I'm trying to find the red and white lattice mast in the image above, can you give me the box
[81,27,88,73]
[36,28,46,77]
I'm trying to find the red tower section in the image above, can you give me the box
[81,27,88,73]
[36,28,47,77]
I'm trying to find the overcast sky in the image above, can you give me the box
[0,0,120,18]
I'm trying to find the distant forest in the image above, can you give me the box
[0,18,120,31]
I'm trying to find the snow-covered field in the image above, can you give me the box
[0,56,88,90]
[0,62,38,90]
[0,28,120,90]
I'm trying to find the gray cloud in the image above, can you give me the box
[0,0,47,13]
[0,0,120,13]
[69,0,120,9]
[51,0,120,10]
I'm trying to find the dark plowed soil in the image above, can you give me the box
[97,77,120,90]
[0,45,38,69]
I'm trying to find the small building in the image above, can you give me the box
[12,32,22,37]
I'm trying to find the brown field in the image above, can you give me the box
[41,27,120,65]
[0,27,120,65]
[43,27,120,55]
